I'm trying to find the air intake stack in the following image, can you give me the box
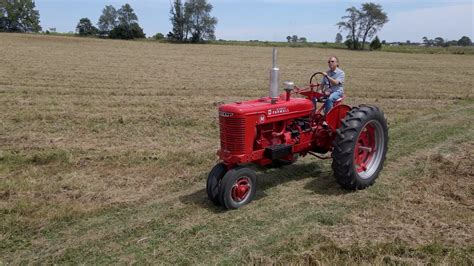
[269,48,280,104]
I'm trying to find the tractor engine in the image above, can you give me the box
[217,49,333,167]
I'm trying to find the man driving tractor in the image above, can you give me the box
[321,56,345,115]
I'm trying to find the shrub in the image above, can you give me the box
[109,23,145,40]
[370,36,382,50]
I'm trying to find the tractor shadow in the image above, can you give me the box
[179,161,349,212]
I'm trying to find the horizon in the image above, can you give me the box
[36,0,473,43]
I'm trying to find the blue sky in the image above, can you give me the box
[37,0,473,42]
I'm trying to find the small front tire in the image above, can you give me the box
[218,167,257,209]
[206,163,227,205]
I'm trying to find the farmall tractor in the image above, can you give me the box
[207,48,388,209]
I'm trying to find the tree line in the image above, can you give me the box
[77,0,217,42]
[421,36,472,47]
[1,0,472,48]
[0,0,217,42]
[76,4,145,40]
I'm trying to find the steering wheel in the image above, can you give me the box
[309,72,330,94]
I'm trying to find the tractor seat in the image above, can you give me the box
[334,95,346,106]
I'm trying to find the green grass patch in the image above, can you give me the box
[0,148,72,169]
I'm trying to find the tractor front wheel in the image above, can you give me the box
[218,167,257,209]
[332,105,388,190]
[206,163,227,205]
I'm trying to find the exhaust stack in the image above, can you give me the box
[269,48,279,104]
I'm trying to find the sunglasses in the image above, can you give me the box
[328,60,336,63]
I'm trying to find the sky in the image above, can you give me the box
[37,0,473,43]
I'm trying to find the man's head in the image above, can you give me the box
[328,56,339,71]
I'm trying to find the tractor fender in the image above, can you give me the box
[326,104,351,130]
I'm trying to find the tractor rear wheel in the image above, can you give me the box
[206,163,227,205]
[332,105,388,190]
[218,167,257,209]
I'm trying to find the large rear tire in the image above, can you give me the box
[332,105,388,190]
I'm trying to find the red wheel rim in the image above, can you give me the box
[231,177,251,202]
[354,123,377,174]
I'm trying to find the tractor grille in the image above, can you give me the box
[219,117,246,153]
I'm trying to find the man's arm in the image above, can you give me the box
[322,71,344,86]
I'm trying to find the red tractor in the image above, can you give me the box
[207,48,388,209]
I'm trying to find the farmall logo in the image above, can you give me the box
[219,111,234,117]
[268,107,289,115]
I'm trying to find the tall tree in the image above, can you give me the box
[118,3,138,27]
[97,5,118,35]
[422,36,432,46]
[0,0,41,32]
[0,3,6,29]
[291,35,298,43]
[76,17,98,36]
[168,0,185,41]
[337,7,361,50]
[359,3,388,50]
[434,37,444,47]
[185,0,217,42]
[335,32,343,43]
[286,35,291,43]
[457,36,472,46]
[369,36,381,50]
[110,3,145,39]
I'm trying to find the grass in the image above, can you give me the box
[0,33,473,264]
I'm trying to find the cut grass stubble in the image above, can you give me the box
[0,33,473,264]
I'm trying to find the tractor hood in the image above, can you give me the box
[219,95,313,120]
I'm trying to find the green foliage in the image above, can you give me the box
[108,3,145,40]
[0,0,41,32]
[335,32,343,43]
[109,23,145,40]
[283,35,308,44]
[458,36,472,46]
[97,5,117,35]
[434,37,444,47]
[185,0,217,43]
[153,32,165,40]
[76,17,98,36]
[344,38,360,49]
[168,0,187,41]
[338,3,388,50]
[359,3,388,50]
[117,3,138,26]
[337,7,361,50]
[168,0,218,43]
[369,36,381,50]
[291,35,298,43]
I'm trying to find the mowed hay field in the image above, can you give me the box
[1,33,473,264]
